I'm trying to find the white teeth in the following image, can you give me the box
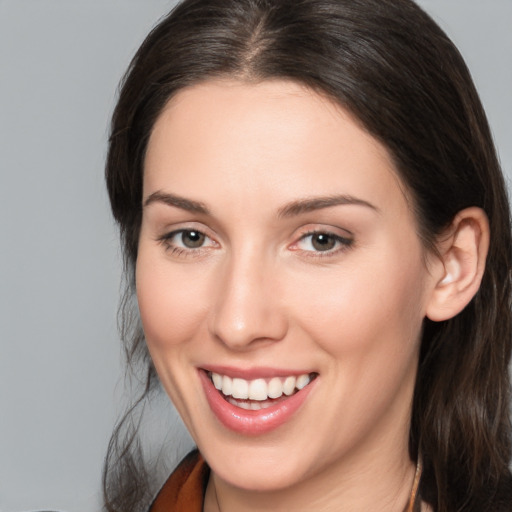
[228,397,274,410]
[210,372,314,402]
[248,379,268,401]
[296,374,310,390]
[229,398,251,410]
[283,376,297,396]
[232,378,249,399]
[268,377,284,399]
[221,375,232,396]
[212,373,223,390]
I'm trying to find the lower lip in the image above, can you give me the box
[199,370,315,435]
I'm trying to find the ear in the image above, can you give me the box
[426,207,490,322]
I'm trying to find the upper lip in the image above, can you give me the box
[200,365,316,380]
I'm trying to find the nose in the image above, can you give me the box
[208,251,288,350]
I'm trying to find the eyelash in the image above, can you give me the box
[157,229,217,258]
[157,228,354,259]
[293,230,354,258]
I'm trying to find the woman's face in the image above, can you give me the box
[137,80,437,491]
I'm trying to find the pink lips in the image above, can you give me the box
[199,368,316,435]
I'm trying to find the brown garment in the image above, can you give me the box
[149,450,209,512]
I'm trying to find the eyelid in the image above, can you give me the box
[156,225,220,256]
[156,220,217,241]
[164,229,215,245]
[289,227,354,256]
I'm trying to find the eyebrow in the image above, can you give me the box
[277,195,379,218]
[143,191,210,215]
[143,191,378,218]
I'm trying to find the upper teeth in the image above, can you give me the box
[210,372,313,401]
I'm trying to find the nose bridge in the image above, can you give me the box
[209,245,287,349]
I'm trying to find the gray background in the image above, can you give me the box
[0,1,510,511]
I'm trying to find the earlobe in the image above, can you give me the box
[426,207,489,322]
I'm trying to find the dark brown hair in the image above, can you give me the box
[104,1,512,510]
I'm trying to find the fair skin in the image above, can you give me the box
[136,80,488,511]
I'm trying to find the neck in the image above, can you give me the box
[204,444,417,512]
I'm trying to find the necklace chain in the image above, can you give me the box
[406,457,423,512]
[213,457,423,512]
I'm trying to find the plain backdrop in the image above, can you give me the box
[0,1,510,511]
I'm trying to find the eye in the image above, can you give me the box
[295,231,353,254]
[159,229,217,252]
[176,230,206,248]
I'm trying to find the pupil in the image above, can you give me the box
[312,234,335,251]
[182,230,204,248]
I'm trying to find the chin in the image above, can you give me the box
[212,455,309,492]
[197,433,319,492]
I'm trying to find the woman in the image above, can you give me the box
[103,0,512,510]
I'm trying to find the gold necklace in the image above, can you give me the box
[406,457,423,512]
[213,457,423,512]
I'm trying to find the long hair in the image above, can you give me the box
[104,1,512,510]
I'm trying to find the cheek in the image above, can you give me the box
[289,253,427,442]
[135,251,210,352]
[290,247,427,359]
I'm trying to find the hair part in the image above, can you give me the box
[104,1,512,510]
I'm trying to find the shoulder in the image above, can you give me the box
[148,449,210,512]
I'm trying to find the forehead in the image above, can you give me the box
[143,79,410,220]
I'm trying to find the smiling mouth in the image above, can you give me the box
[207,371,318,410]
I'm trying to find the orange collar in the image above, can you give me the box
[149,450,209,512]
